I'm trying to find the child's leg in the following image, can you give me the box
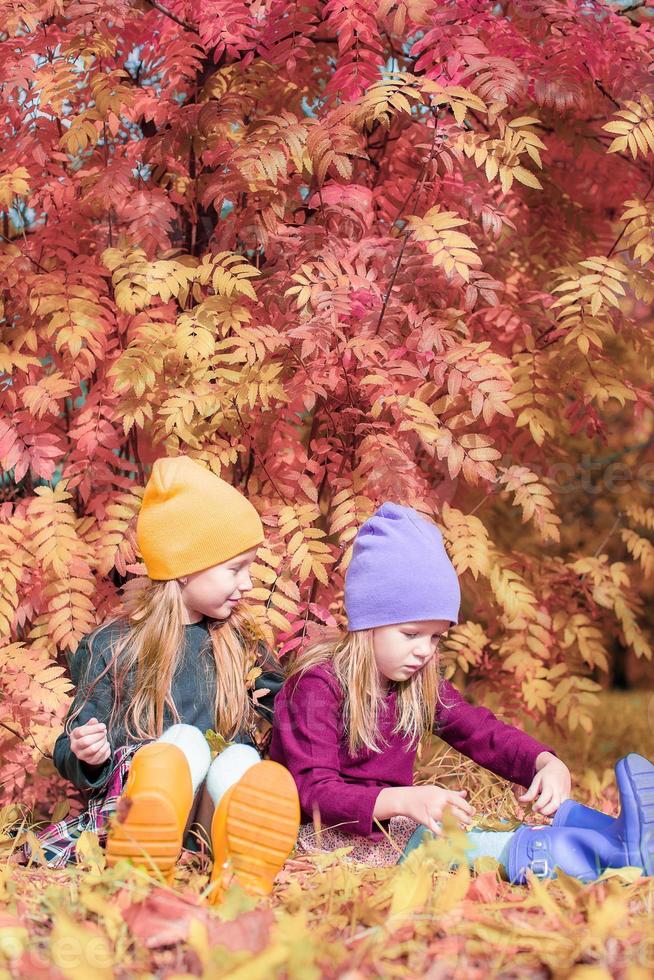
[182,744,262,848]
[157,723,212,794]
[400,822,515,879]
[158,725,213,845]
[399,754,654,883]
[400,823,432,861]
[179,744,259,853]
[205,743,262,807]
[188,783,216,843]
[461,827,514,875]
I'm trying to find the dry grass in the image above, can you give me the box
[1,690,653,978]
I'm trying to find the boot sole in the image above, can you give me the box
[615,753,654,876]
[105,791,182,874]
[221,761,300,895]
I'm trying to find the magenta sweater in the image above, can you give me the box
[269,662,558,839]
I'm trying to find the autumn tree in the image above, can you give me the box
[1,0,653,813]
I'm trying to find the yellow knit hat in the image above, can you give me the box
[136,456,264,580]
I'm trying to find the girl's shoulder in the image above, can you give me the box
[286,659,342,698]
[67,618,131,684]
[88,616,130,645]
[76,618,130,662]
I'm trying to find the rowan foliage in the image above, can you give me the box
[0,0,653,812]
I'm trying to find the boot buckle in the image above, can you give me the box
[530,857,550,878]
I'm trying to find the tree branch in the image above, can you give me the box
[0,230,50,273]
[146,0,198,33]
[616,1,647,15]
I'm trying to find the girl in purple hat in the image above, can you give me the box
[270,502,654,883]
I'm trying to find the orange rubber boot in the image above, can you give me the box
[207,760,300,903]
[105,741,194,880]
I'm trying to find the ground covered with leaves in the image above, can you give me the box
[2,690,653,979]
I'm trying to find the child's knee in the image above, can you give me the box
[206,744,261,805]
[157,724,212,780]
[160,723,208,748]
[161,723,201,738]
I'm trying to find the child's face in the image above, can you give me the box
[372,620,451,685]
[179,547,258,621]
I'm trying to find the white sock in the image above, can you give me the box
[157,724,211,795]
[206,744,261,806]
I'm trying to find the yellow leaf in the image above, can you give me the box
[596,865,643,884]
[74,831,106,873]
[0,166,30,206]
[251,562,277,585]
[432,862,470,914]
[188,918,210,969]
[603,121,632,134]
[513,166,543,189]
[287,530,305,556]
[485,155,499,181]
[525,872,566,921]
[388,860,434,919]
[267,607,292,631]
[508,116,542,127]
[50,911,114,980]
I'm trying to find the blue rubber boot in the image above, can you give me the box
[552,798,615,833]
[508,753,654,884]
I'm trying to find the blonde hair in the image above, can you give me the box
[66,579,264,743]
[286,628,448,755]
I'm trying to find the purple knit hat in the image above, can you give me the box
[344,502,461,631]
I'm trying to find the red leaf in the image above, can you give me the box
[122,887,273,952]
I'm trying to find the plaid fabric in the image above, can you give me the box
[22,742,143,868]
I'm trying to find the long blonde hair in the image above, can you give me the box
[66,579,264,743]
[286,628,449,755]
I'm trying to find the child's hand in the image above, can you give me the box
[517,754,572,817]
[70,717,111,767]
[402,785,476,834]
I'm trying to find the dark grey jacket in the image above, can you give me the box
[53,616,283,792]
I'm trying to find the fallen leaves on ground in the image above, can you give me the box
[1,691,653,978]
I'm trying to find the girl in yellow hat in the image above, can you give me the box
[23,456,300,901]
